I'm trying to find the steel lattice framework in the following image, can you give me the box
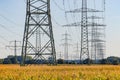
[80,0,90,64]
[21,0,56,65]
[64,0,106,64]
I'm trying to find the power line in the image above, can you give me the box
[0,14,22,27]
[0,24,22,37]
[6,40,21,63]
[53,0,65,11]
[51,16,63,26]
[61,31,72,61]
[0,35,8,42]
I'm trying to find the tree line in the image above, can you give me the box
[0,55,120,65]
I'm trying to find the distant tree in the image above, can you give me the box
[3,58,12,64]
[107,56,120,65]
[57,59,64,64]
[70,61,76,64]
[112,59,119,65]
[10,57,18,64]
[48,56,54,64]
[83,58,92,64]
[100,59,108,64]
[0,59,3,64]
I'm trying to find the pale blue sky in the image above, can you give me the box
[0,0,120,59]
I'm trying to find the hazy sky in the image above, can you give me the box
[0,0,120,59]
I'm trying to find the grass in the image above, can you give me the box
[0,64,120,80]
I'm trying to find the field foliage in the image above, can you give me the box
[0,65,120,80]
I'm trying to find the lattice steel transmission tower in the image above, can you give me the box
[21,0,56,65]
[90,0,106,63]
[80,0,89,64]
[61,31,71,61]
[63,0,106,64]
[6,40,21,64]
[63,0,89,64]
[73,42,80,60]
[63,0,90,64]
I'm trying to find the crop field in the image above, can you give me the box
[0,65,120,80]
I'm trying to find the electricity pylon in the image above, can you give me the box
[64,0,90,64]
[73,42,80,60]
[21,0,56,65]
[80,0,90,64]
[64,0,106,64]
[61,31,71,61]
[6,40,21,63]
